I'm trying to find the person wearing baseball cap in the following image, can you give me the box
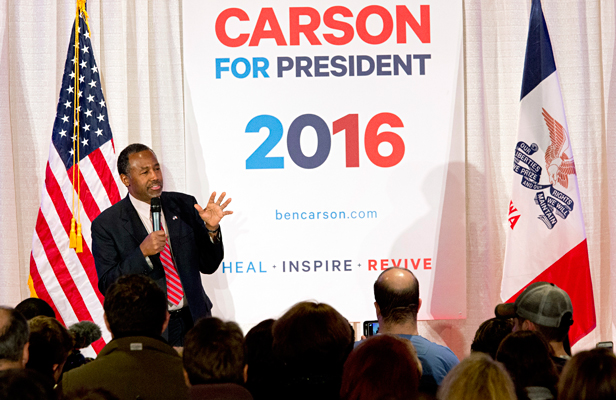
[495,282,573,372]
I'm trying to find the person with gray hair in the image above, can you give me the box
[0,307,29,371]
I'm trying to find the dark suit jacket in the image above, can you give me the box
[92,192,223,320]
[59,335,188,400]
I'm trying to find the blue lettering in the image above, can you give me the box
[216,58,230,79]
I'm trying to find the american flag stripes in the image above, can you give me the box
[29,11,121,353]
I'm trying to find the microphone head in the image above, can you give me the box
[151,197,161,212]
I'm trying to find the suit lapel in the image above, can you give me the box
[120,196,149,244]
[161,193,182,250]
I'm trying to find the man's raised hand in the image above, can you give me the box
[194,191,233,230]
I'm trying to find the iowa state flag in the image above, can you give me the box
[501,0,595,345]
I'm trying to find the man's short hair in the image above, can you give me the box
[0,368,56,400]
[495,282,573,341]
[15,298,55,321]
[183,317,244,385]
[103,274,167,338]
[27,316,73,380]
[0,307,29,363]
[273,301,353,375]
[117,143,154,176]
[374,268,420,324]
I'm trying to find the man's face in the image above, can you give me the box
[121,150,163,203]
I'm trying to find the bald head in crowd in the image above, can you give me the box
[374,267,422,334]
[0,307,29,371]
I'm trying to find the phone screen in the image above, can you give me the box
[363,321,379,336]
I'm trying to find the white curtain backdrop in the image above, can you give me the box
[0,0,614,358]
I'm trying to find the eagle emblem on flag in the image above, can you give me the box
[542,108,576,189]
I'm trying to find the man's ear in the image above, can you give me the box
[374,302,381,319]
[522,319,536,331]
[104,313,114,339]
[161,311,171,334]
[183,368,191,387]
[243,364,249,383]
[417,298,422,313]
[120,173,130,187]
[22,342,29,367]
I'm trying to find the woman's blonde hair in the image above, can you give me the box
[437,353,516,400]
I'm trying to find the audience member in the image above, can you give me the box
[243,319,276,400]
[63,388,120,400]
[340,334,421,400]
[183,317,252,400]
[437,353,516,400]
[26,315,72,383]
[273,301,354,400]
[470,317,514,359]
[0,368,56,400]
[372,268,459,387]
[59,274,188,400]
[14,298,56,320]
[496,331,558,400]
[0,307,29,371]
[495,282,573,372]
[558,348,616,400]
[63,321,102,373]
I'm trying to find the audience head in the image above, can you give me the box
[103,274,168,338]
[63,388,121,400]
[244,319,276,399]
[0,307,29,370]
[374,268,421,326]
[495,282,572,344]
[340,334,421,400]
[26,316,73,383]
[437,353,516,400]
[14,298,55,321]
[0,368,56,400]
[470,318,514,359]
[183,317,244,386]
[496,330,558,400]
[558,348,616,400]
[273,301,353,399]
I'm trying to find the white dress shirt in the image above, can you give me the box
[129,193,186,310]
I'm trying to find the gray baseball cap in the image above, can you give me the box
[495,282,573,328]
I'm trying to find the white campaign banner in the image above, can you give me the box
[183,0,465,326]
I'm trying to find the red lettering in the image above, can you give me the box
[411,258,421,270]
[392,259,401,267]
[381,259,388,270]
[368,260,377,271]
[290,7,322,45]
[509,215,520,230]
[356,6,393,45]
[249,8,287,46]
[323,6,354,45]
[396,5,430,44]
[404,259,408,269]
[508,200,518,215]
[215,8,250,47]
[424,258,432,269]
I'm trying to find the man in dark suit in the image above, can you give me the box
[92,143,232,345]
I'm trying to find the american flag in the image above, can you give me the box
[29,12,121,353]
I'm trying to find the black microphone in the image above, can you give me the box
[151,197,161,231]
